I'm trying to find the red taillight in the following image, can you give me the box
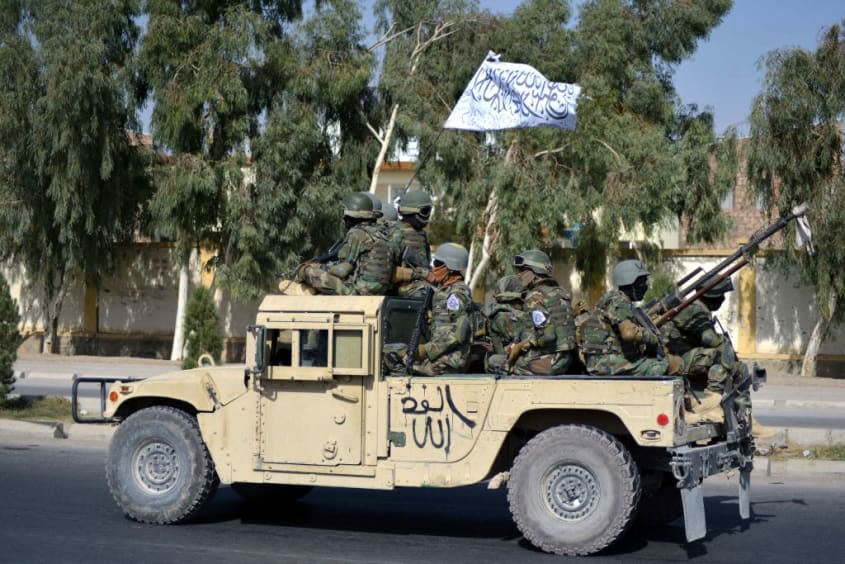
[656,413,670,427]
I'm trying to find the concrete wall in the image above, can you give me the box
[3,244,843,367]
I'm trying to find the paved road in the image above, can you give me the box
[1,435,843,563]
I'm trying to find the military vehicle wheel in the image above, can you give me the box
[507,424,641,556]
[636,471,683,528]
[106,406,219,524]
[231,483,313,505]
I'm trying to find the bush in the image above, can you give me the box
[182,286,223,370]
[0,274,22,403]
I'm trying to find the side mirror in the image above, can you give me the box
[246,324,266,374]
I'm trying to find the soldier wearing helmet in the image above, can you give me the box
[497,249,576,375]
[577,259,678,376]
[485,274,528,357]
[295,191,393,295]
[384,242,474,376]
[390,190,433,297]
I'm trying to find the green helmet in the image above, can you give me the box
[612,259,649,287]
[432,242,468,271]
[398,191,433,221]
[702,277,734,298]
[343,192,377,219]
[381,202,398,221]
[364,193,384,218]
[494,274,523,303]
[513,249,552,276]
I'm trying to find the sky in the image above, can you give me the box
[140,1,845,137]
[478,0,845,136]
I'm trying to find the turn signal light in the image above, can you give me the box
[109,390,119,402]
[656,413,670,427]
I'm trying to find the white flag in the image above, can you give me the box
[795,215,815,255]
[444,51,581,131]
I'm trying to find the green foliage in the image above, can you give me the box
[378,0,737,292]
[182,287,223,370]
[642,268,677,305]
[746,22,845,324]
[0,396,71,422]
[0,0,151,350]
[0,274,22,402]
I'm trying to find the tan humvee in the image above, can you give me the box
[73,294,757,556]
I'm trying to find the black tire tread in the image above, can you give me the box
[507,424,641,556]
[106,405,219,525]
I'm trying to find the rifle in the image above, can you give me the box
[311,237,344,264]
[644,203,810,327]
[406,285,435,375]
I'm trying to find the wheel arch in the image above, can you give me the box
[113,396,200,420]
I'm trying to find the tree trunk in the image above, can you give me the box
[800,292,836,378]
[170,260,190,361]
[467,188,498,291]
[368,104,399,194]
[41,269,67,354]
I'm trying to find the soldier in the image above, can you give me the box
[384,242,473,376]
[579,259,681,376]
[503,250,577,375]
[295,192,394,296]
[390,191,433,298]
[662,278,736,419]
[485,274,527,355]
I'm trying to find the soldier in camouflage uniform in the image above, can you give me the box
[384,243,474,376]
[494,250,576,375]
[390,191,433,298]
[486,275,527,355]
[579,260,681,376]
[295,192,394,296]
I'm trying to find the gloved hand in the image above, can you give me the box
[507,339,532,364]
[416,344,426,361]
[667,354,683,375]
[392,266,414,284]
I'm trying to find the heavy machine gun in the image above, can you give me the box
[644,203,810,327]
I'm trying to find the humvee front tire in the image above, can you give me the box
[507,424,641,556]
[106,406,219,524]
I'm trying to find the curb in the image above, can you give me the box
[753,399,845,410]
[753,456,845,477]
[0,418,115,442]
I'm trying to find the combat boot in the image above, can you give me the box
[692,389,723,411]
[751,415,782,441]
[685,404,725,425]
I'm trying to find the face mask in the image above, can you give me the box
[427,263,449,285]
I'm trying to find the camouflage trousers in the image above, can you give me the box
[295,264,355,296]
[382,343,468,376]
[487,351,573,376]
[584,353,669,376]
[682,347,730,391]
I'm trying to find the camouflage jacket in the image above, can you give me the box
[578,290,662,360]
[661,300,724,357]
[523,278,576,353]
[421,280,473,364]
[335,222,394,295]
[486,303,527,354]
[390,222,431,276]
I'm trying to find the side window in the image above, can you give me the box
[269,329,293,366]
[334,329,363,368]
[300,329,329,367]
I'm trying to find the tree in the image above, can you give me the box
[0,0,150,353]
[182,286,223,369]
[139,0,304,356]
[248,0,377,286]
[746,22,845,377]
[398,0,737,291]
[0,273,22,402]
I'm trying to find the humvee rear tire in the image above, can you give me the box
[231,483,313,505]
[106,406,219,524]
[507,424,641,556]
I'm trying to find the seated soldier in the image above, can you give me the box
[486,274,526,355]
[579,259,681,376]
[390,191,433,298]
[384,243,473,376]
[294,192,393,296]
[510,249,577,374]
